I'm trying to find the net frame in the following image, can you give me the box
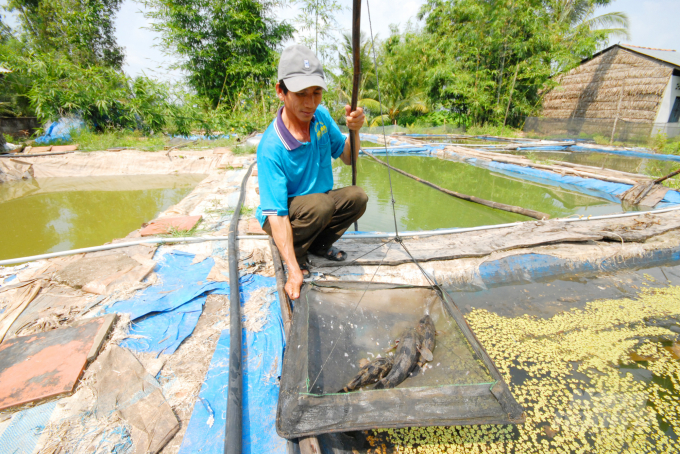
[276,281,525,438]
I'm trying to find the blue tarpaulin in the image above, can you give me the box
[110,251,221,320]
[474,247,680,290]
[108,250,273,355]
[35,117,85,144]
[0,401,56,454]
[178,279,287,454]
[570,145,680,163]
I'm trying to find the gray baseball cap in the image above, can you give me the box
[278,45,327,92]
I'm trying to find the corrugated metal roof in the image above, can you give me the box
[620,44,680,69]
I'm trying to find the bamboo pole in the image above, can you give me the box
[349,0,361,215]
[269,239,321,454]
[363,151,550,220]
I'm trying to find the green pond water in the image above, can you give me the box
[334,156,632,232]
[0,174,205,261]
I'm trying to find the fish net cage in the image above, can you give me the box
[277,281,524,438]
[524,116,680,143]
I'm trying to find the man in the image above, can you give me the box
[256,44,368,300]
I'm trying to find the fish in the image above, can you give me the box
[338,356,394,393]
[415,315,435,367]
[374,327,422,389]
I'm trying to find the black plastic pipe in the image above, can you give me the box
[225,160,256,454]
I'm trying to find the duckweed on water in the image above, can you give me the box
[368,285,680,453]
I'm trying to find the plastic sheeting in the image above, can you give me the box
[357,132,680,208]
[0,401,57,454]
[472,158,680,208]
[108,250,271,355]
[457,246,680,291]
[35,118,84,144]
[178,278,287,454]
[570,145,680,163]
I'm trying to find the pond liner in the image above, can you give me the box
[468,246,680,291]
[276,281,525,438]
[459,154,680,208]
[178,277,287,454]
[570,145,680,162]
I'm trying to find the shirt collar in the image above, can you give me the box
[274,106,316,151]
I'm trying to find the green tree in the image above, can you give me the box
[144,0,293,109]
[364,25,429,126]
[417,0,628,127]
[327,31,375,123]
[6,0,125,68]
[292,0,345,64]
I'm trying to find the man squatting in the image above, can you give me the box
[255,44,368,300]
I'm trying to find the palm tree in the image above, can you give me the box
[552,0,630,42]
[360,92,428,127]
[328,32,375,124]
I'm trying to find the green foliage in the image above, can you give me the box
[327,31,377,124]
[413,0,627,128]
[6,0,125,68]
[293,0,345,64]
[144,0,293,109]
[3,50,173,131]
[0,37,34,116]
[651,133,669,152]
[466,124,523,138]
[70,129,168,151]
[330,25,430,127]
[662,138,680,156]
[412,110,470,127]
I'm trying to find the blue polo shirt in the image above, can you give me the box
[256,105,347,227]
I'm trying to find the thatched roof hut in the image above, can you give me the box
[539,44,680,139]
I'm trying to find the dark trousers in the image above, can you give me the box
[263,186,368,263]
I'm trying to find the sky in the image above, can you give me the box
[111,0,426,82]
[3,0,679,82]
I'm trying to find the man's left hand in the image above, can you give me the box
[345,105,365,131]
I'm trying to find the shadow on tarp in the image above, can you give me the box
[107,250,271,355]
[178,278,287,454]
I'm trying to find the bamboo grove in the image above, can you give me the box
[0,0,629,137]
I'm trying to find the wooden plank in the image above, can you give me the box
[270,239,293,337]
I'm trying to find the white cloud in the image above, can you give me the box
[114,1,184,82]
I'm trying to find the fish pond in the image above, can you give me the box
[500,149,680,181]
[334,155,640,232]
[367,261,680,452]
[0,174,205,261]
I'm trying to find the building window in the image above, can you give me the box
[670,97,680,123]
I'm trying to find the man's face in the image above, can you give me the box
[277,84,323,124]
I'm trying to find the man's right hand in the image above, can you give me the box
[285,267,304,300]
